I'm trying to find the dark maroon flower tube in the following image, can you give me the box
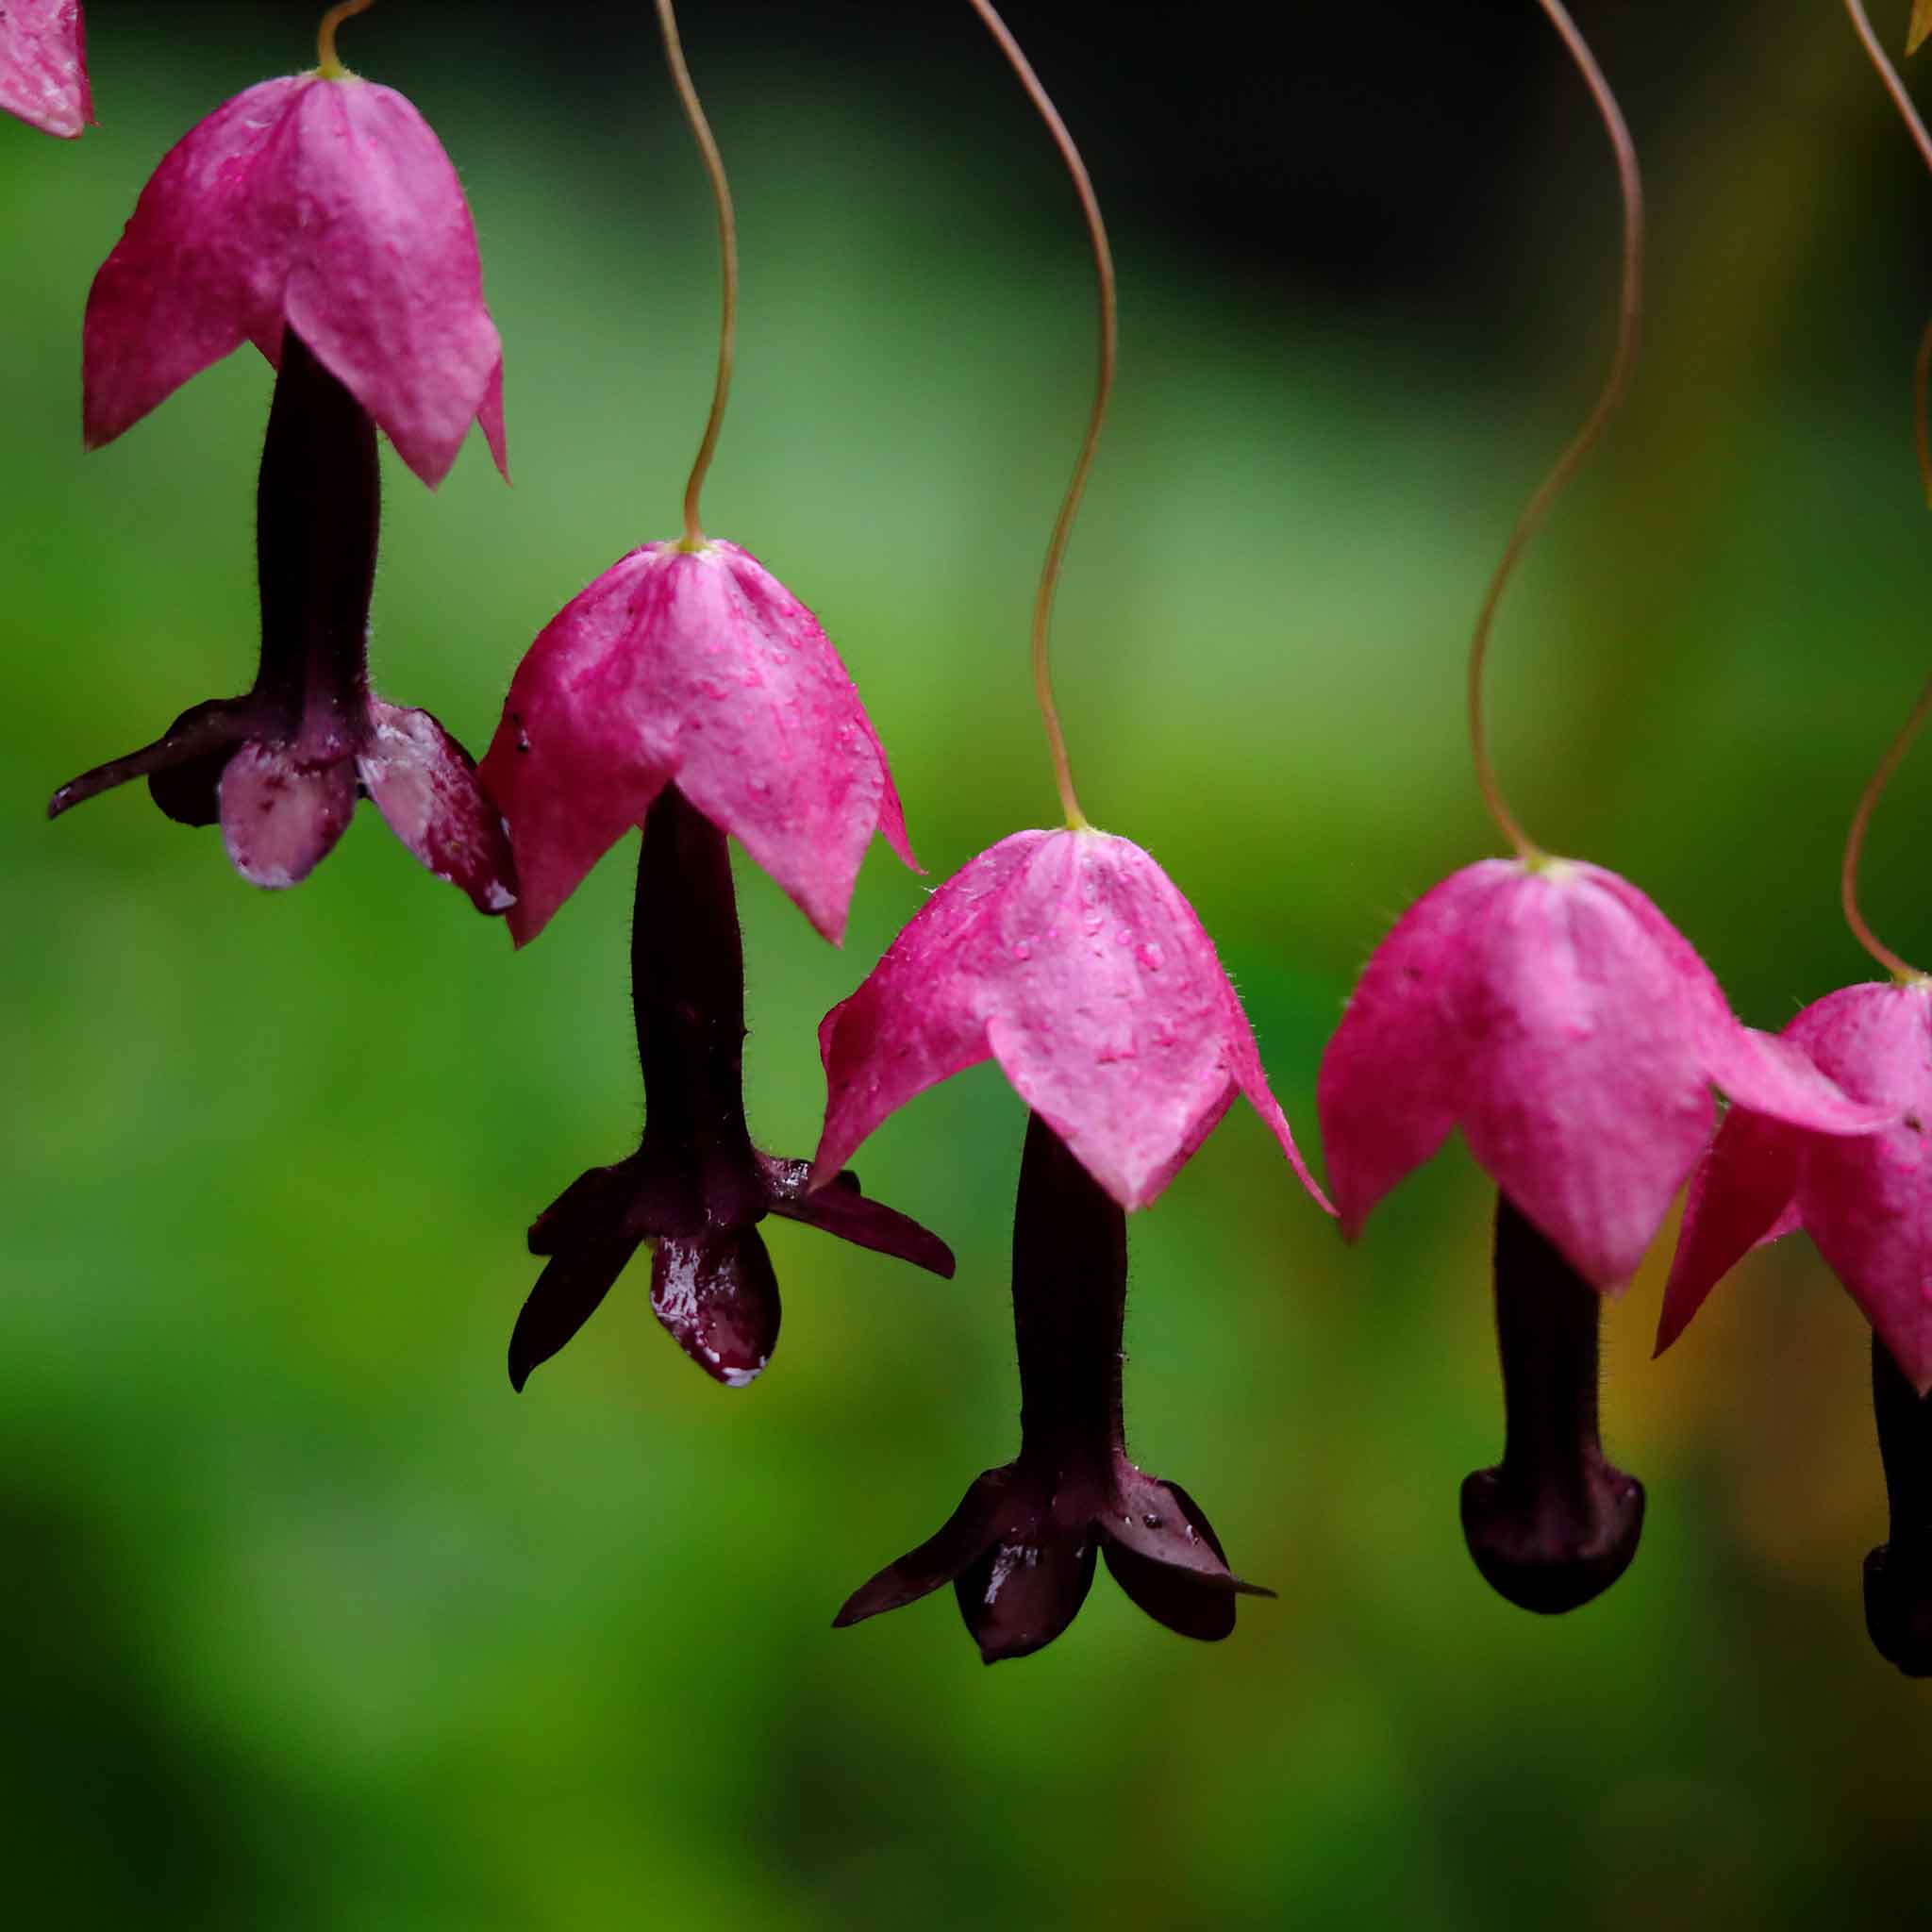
[834,1108,1272,1663]
[508,785,953,1391]
[1864,1333,1932,1676]
[1459,1192,1645,1614]
[49,327,515,911]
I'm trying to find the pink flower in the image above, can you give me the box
[476,539,915,947]
[83,70,505,488]
[0,2,90,139]
[1657,979,1928,1387]
[1317,858,1888,1290]
[811,825,1327,1212]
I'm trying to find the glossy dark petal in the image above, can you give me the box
[1102,1472,1273,1594]
[526,1161,640,1257]
[48,696,258,820]
[507,1232,641,1392]
[1101,1542,1237,1641]
[955,1534,1098,1665]
[763,1158,955,1278]
[1863,1546,1932,1677]
[832,1470,1015,1626]
[650,1226,781,1388]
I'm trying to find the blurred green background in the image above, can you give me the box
[8,1,1932,1924]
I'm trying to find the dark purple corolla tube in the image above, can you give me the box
[50,329,516,910]
[835,1108,1272,1663]
[508,785,953,1391]
[1460,1194,1645,1614]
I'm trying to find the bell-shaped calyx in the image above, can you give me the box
[507,786,951,1391]
[83,62,504,486]
[48,329,515,911]
[834,1109,1272,1662]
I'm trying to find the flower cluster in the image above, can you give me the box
[33,0,1932,1689]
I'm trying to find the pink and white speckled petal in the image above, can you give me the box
[1788,982,1932,1391]
[0,1,90,137]
[1459,866,1713,1291]
[813,831,1051,1185]
[82,78,302,448]
[217,741,357,889]
[281,80,507,488]
[478,551,678,945]
[359,702,516,914]
[1317,860,1512,1240]
[1655,1105,1804,1357]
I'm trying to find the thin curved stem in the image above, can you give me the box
[316,0,375,77]
[1842,670,1932,982]
[965,0,1109,831]
[1845,1,1932,176]
[1467,1,1644,862]
[1914,316,1932,507]
[654,0,737,552]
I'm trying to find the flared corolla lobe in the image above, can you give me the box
[1659,980,1930,1389]
[0,2,90,137]
[813,826,1328,1214]
[84,71,505,486]
[476,539,915,947]
[1318,858,1888,1290]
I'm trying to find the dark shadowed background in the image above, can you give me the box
[7,2,1932,1924]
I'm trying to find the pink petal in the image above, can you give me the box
[477,552,678,944]
[1316,860,1512,1238]
[279,81,507,488]
[358,701,516,914]
[816,828,1320,1210]
[217,741,356,888]
[1459,864,1714,1290]
[83,78,305,448]
[814,831,1049,1185]
[0,0,89,137]
[1787,982,1932,1392]
[1655,1104,1803,1357]
[479,541,913,946]
[1580,864,1891,1133]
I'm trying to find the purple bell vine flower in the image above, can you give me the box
[1315,1,1883,1613]
[822,1,1315,1658]
[49,4,514,905]
[491,0,948,1388]
[0,1,90,138]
